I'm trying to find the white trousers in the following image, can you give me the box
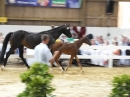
[26,49,35,66]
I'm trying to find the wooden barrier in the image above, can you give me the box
[5,45,130,68]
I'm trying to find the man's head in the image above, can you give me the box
[41,34,50,44]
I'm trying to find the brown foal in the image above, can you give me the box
[51,36,91,73]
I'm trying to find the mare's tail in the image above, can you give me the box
[0,32,13,63]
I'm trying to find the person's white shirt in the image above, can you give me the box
[34,43,52,66]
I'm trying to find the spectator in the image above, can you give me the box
[72,33,78,39]
[91,39,96,45]
[95,36,100,45]
[0,32,4,43]
[51,25,55,29]
[60,35,67,43]
[87,34,93,40]
[104,40,109,46]
[127,39,130,46]
[99,36,104,44]
[70,27,78,39]
[120,37,128,46]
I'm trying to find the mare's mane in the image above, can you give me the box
[14,25,65,35]
[39,25,65,34]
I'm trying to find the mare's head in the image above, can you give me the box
[83,36,91,45]
[62,24,72,38]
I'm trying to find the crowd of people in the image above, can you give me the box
[88,35,130,66]
[58,33,130,67]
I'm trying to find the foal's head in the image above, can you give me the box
[83,36,91,45]
[62,24,72,38]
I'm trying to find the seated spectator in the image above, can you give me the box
[127,39,130,46]
[51,25,55,29]
[0,32,4,43]
[104,40,109,46]
[95,36,100,45]
[112,41,120,55]
[99,36,104,44]
[91,39,96,45]
[60,35,67,43]
[120,37,128,46]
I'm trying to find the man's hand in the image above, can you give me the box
[49,58,55,64]
[54,51,59,55]
[49,51,59,64]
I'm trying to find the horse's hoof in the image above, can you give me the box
[65,68,68,71]
[49,68,53,73]
[1,66,4,71]
[61,70,64,74]
[1,68,3,71]
[81,70,84,73]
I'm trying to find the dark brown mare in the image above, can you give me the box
[51,36,91,73]
[0,24,72,70]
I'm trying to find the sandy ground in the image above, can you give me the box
[0,64,130,97]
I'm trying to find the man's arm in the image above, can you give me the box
[49,51,59,64]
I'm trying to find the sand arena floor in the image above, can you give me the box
[0,64,130,97]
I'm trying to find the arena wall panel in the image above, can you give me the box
[0,25,130,39]
[0,0,120,26]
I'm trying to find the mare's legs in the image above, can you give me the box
[55,52,64,73]
[65,55,74,72]
[18,46,30,69]
[75,55,84,73]
[1,48,15,70]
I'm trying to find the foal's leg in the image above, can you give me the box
[18,46,30,69]
[55,53,64,73]
[1,48,14,70]
[75,55,84,73]
[65,55,74,72]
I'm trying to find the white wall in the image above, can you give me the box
[87,27,126,39]
[0,25,130,40]
[0,25,51,36]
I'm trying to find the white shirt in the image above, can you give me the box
[34,43,52,66]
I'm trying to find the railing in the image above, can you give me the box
[6,45,130,68]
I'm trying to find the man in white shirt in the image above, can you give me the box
[34,34,59,66]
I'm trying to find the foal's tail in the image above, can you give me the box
[0,32,13,63]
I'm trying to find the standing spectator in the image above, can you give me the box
[72,26,86,38]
